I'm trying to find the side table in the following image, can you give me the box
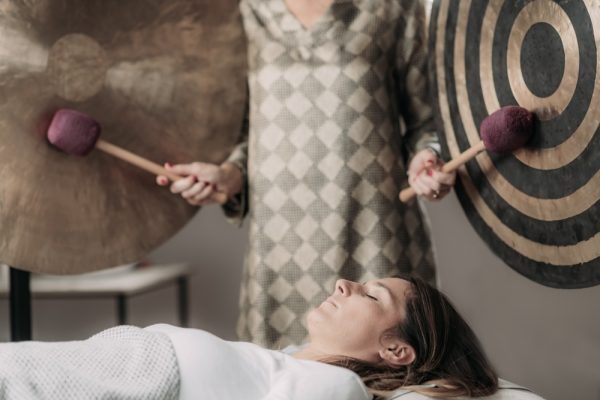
[0,263,191,328]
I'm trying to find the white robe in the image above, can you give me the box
[148,324,370,400]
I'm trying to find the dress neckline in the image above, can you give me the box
[282,0,337,32]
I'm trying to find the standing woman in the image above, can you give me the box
[159,0,455,348]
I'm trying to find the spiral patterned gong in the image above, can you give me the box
[430,0,599,288]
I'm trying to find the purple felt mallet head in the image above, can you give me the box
[47,109,101,156]
[480,106,534,154]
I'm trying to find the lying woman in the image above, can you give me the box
[0,275,498,399]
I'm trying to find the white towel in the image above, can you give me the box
[0,326,180,400]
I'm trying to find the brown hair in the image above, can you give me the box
[325,275,498,398]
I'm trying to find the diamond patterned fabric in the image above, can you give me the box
[228,0,439,348]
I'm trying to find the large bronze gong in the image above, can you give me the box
[430,0,599,288]
[0,1,247,274]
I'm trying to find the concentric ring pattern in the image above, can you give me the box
[430,0,599,288]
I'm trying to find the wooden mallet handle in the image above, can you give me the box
[95,139,229,205]
[399,141,486,203]
[398,106,534,203]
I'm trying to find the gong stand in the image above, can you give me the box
[9,267,32,341]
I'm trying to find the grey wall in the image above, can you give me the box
[425,195,600,400]
[1,194,599,399]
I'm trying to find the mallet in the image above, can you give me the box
[399,106,534,203]
[46,109,228,204]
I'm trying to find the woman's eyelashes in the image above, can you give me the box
[366,293,378,301]
[360,283,378,301]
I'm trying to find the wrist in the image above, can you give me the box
[219,162,243,196]
[423,145,442,161]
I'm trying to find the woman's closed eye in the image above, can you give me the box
[361,283,379,301]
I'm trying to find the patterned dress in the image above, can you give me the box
[225,0,439,348]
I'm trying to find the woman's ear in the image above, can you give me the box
[378,338,415,367]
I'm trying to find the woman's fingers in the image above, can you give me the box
[431,169,456,186]
[158,161,229,207]
[414,181,430,198]
[182,181,207,199]
[166,162,221,182]
[190,185,215,205]
[429,170,455,200]
[164,163,213,196]
[156,175,169,186]
[410,169,454,201]
[170,176,196,194]
[165,163,199,177]
[420,174,443,193]
[417,179,438,200]
[185,186,215,206]
[409,174,429,196]
[407,148,438,176]
[406,149,458,201]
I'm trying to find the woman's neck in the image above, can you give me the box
[291,344,331,361]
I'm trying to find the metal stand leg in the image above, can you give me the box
[9,267,32,341]
[177,276,188,327]
[116,295,127,325]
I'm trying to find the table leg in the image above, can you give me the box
[177,276,188,327]
[116,295,127,325]
[9,267,32,341]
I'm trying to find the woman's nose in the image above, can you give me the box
[335,279,352,296]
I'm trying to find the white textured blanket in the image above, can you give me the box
[0,326,180,400]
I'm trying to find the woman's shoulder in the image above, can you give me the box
[143,324,225,349]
